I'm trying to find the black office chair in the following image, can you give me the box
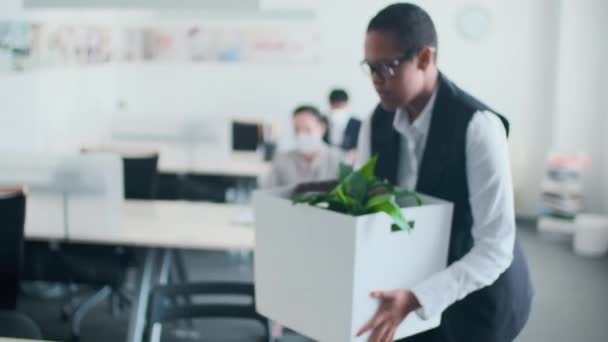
[59,151,159,340]
[145,282,271,342]
[0,188,26,311]
[232,121,262,151]
[0,310,43,339]
[122,154,160,199]
[0,188,44,340]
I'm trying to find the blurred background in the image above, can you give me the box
[0,1,606,342]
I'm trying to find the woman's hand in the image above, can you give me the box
[356,289,421,342]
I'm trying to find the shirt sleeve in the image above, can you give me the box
[410,110,516,319]
[258,155,284,189]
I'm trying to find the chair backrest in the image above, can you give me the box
[0,310,42,339]
[122,154,159,199]
[147,282,269,340]
[233,121,262,151]
[82,147,159,200]
[0,188,26,310]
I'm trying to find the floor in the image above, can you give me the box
[17,223,608,342]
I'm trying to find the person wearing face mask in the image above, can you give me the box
[325,89,362,152]
[260,105,343,188]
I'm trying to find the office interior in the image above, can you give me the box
[0,1,607,342]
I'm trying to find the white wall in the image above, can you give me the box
[111,0,388,123]
[553,0,608,214]
[0,0,22,16]
[604,43,608,215]
[0,0,591,216]
[411,0,560,216]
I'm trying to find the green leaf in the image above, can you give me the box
[371,199,412,232]
[364,193,394,211]
[338,163,354,182]
[327,199,349,213]
[358,155,378,182]
[334,184,354,209]
[290,156,418,232]
[343,172,367,203]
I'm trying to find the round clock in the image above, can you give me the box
[456,5,493,41]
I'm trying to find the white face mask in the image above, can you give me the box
[294,133,323,154]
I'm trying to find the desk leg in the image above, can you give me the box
[150,249,174,342]
[126,248,159,342]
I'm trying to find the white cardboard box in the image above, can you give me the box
[253,188,454,342]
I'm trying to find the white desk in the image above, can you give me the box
[24,199,254,342]
[66,200,254,251]
[24,198,253,250]
[24,193,66,241]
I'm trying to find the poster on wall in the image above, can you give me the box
[38,25,76,67]
[0,20,320,73]
[0,21,33,72]
[142,28,184,61]
[119,28,144,62]
[185,26,218,62]
[73,26,113,64]
[246,27,319,64]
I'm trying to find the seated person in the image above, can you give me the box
[324,88,362,151]
[260,105,343,188]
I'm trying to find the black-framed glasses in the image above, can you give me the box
[360,52,415,80]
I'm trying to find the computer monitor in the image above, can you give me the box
[232,121,262,151]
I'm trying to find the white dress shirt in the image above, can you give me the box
[328,108,351,147]
[357,94,516,320]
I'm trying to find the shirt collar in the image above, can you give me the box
[393,86,438,137]
[330,108,351,126]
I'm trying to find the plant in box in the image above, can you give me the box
[253,155,453,341]
[292,156,422,232]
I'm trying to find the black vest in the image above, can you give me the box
[371,74,533,342]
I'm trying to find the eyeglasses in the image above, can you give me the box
[360,52,414,80]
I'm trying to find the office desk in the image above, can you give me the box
[24,198,253,249]
[24,194,65,241]
[25,199,253,342]
[118,201,253,342]
[66,200,253,250]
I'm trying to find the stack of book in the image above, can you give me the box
[538,154,589,235]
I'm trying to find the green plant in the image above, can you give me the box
[292,156,422,232]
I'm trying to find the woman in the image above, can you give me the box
[261,105,343,188]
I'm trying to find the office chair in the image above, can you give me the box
[0,188,44,340]
[232,121,262,151]
[145,282,272,342]
[122,154,160,199]
[0,310,43,339]
[0,187,26,311]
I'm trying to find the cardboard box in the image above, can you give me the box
[253,188,454,342]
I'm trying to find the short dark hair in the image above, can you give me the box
[329,89,349,104]
[293,105,325,124]
[367,3,438,60]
